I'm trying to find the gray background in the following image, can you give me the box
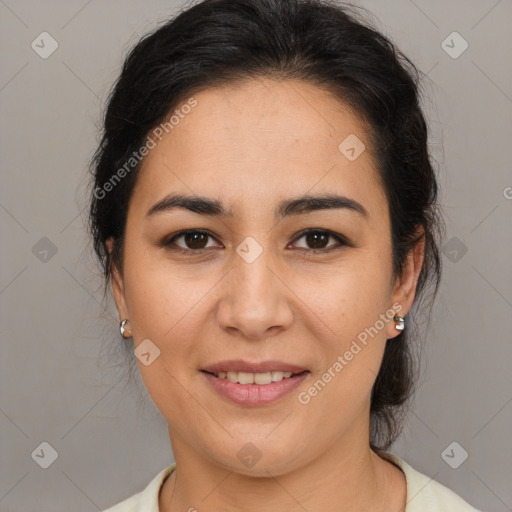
[1,0,511,510]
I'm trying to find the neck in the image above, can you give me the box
[159,431,406,512]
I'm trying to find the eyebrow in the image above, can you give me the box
[146,193,368,220]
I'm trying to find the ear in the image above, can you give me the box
[386,228,425,340]
[106,237,129,321]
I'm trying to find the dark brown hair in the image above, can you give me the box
[88,0,443,452]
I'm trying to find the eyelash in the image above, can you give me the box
[161,228,350,255]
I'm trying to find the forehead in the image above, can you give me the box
[131,77,386,219]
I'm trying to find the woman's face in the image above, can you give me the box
[110,77,422,476]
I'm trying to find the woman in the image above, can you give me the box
[90,0,481,510]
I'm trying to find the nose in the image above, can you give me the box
[216,249,294,341]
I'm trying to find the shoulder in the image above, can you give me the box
[379,451,481,512]
[102,464,176,512]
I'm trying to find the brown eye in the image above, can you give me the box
[305,231,329,249]
[163,230,221,252]
[181,232,209,249]
[291,229,349,252]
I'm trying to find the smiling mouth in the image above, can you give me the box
[201,370,309,385]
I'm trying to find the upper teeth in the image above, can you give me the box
[215,371,294,384]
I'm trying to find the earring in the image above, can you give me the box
[119,319,133,339]
[393,314,405,331]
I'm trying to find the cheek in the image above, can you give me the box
[297,251,393,393]
[120,245,212,400]
[295,275,390,433]
[295,251,393,342]
[122,240,214,339]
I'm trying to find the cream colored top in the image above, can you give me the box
[103,451,481,511]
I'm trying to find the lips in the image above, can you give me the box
[200,360,309,406]
[201,359,307,374]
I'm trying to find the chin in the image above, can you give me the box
[205,434,310,478]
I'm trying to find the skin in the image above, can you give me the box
[108,77,425,511]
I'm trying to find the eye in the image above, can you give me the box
[162,229,221,253]
[162,228,350,255]
[289,229,349,253]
